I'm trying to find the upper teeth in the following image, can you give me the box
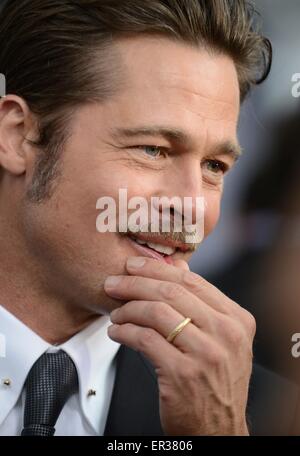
[134,238,176,255]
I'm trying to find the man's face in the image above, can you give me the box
[21,36,240,315]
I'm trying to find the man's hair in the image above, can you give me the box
[0,0,272,201]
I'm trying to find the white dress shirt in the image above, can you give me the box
[0,304,120,436]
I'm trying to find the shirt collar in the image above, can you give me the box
[0,305,120,433]
[57,314,120,433]
[0,305,50,424]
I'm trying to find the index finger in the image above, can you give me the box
[125,256,239,317]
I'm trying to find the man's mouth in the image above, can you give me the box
[125,232,192,263]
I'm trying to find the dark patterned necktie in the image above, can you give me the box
[21,350,79,436]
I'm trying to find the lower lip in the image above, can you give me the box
[126,236,174,264]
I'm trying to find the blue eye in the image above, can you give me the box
[203,159,228,174]
[141,145,163,158]
[128,145,169,161]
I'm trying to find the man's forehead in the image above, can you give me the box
[117,35,238,80]
[99,37,241,154]
[112,37,240,123]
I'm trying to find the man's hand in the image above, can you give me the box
[104,256,256,436]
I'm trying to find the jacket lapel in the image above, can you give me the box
[104,345,164,436]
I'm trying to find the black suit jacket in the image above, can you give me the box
[104,345,299,436]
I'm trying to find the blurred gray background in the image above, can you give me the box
[190,0,300,274]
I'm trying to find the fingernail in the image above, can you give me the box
[110,308,119,320]
[127,257,146,268]
[107,324,119,336]
[104,276,123,288]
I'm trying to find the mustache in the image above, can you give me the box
[119,223,202,252]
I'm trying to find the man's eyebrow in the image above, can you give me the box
[111,126,189,145]
[213,140,243,161]
[111,126,242,160]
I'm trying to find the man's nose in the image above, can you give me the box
[155,162,204,226]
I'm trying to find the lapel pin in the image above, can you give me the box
[87,389,96,397]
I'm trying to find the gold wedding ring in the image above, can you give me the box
[166,317,192,344]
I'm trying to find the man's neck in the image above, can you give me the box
[0,297,99,345]
[0,241,99,345]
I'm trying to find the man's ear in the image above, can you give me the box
[0,95,37,175]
